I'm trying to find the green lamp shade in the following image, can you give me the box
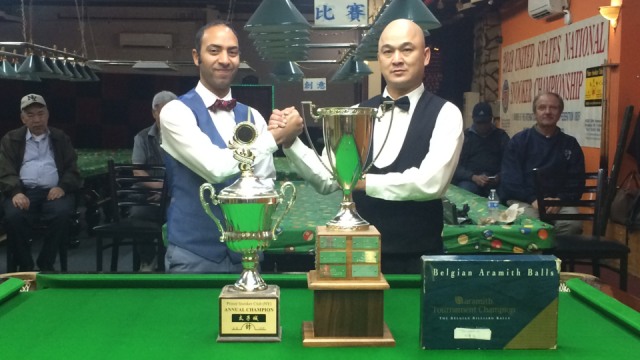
[1,59,36,81]
[270,61,304,82]
[54,58,75,78]
[82,64,100,81]
[17,54,55,79]
[372,0,441,31]
[245,0,311,32]
[330,57,372,82]
[62,59,85,80]
[43,56,66,78]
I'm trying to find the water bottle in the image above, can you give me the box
[487,189,500,221]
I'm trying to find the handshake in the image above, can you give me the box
[268,106,304,148]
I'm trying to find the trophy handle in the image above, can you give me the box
[199,183,226,242]
[363,101,395,174]
[271,181,297,237]
[300,101,334,175]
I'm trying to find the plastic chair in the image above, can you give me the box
[534,168,630,290]
[93,160,168,272]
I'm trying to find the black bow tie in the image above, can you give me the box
[383,96,410,112]
[210,98,237,112]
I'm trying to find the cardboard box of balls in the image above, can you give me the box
[420,254,559,349]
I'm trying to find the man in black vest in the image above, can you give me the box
[269,19,464,273]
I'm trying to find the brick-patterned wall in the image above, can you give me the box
[471,10,502,107]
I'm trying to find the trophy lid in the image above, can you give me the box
[217,174,279,201]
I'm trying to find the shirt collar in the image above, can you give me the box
[25,128,49,141]
[381,84,424,113]
[195,82,233,109]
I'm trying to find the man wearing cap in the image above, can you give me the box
[452,102,509,196]
[0,93,81,271]
[129,90,176,272]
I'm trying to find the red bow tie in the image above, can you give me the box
[210,99,237,112]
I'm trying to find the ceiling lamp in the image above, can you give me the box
[330,56,372,83]
[54,58,75,78]
[244,0,311,61]
[270,61,304,82]
[0,58,32,80]
[371,0,442,31]
[244,0,310,32]
[43,56,67,78]
[62,58,84,80]
[16,53,54,80]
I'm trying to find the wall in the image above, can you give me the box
[500,0,640,277]
[0,5,360,119]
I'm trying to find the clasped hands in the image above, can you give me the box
[268,106,304,148]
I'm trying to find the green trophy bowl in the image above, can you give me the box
[200,179,296,291]
[301,101,380,231]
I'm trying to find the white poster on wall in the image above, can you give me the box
[500,16,609,148]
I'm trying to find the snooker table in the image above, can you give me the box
[0,273,638,359]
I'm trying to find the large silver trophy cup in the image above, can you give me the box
[199,122,296,292]
[301,101,391,231]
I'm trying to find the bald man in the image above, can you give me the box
[270,19,464,273]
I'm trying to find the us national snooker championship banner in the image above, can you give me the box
[500,16,609,148]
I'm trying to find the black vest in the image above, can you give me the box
[354,91,447,254]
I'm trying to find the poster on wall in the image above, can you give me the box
[500,16,609,148]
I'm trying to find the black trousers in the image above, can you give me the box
[3,188,75,271]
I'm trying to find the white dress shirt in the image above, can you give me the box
[284,84,464,201]
[160,82,277,184]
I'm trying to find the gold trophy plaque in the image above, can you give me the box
[200,121,296,342]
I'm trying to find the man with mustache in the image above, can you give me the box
[159,21,301,273]
[500,91,585,235]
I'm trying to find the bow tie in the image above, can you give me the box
[383,96,410,112]
[210,98,237,112]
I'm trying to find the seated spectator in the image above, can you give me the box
[130,90,177,272]
[499,92,584,235]
[453,102,509,196]
[0,94,81,271]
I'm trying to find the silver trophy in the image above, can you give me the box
[199,122,296,292]
[300,101,393,231]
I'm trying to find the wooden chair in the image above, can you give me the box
[534,168,630,290]
[93,160,168,272]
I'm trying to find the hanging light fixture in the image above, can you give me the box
[16,53,54,80]
[270,61,304,82]
[245,0,311,32]
[244,0,311,61]
[43,55,67,78]
[62,58,84,80]
[330,56,372,83]
[0,58,31,80]
[371,0,441,31]
[54,58,75,78]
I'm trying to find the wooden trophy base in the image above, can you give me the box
[218,285,281,342]
[302,270,396,347]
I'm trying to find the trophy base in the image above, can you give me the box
[302,321,395,347]
[302,270,395,347]
[218,285,281,342]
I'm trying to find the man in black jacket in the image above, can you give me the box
[453,102,510,196]
[0,94,81,271]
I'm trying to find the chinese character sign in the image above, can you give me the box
[314,0,368,26]
[303,78,327,91]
